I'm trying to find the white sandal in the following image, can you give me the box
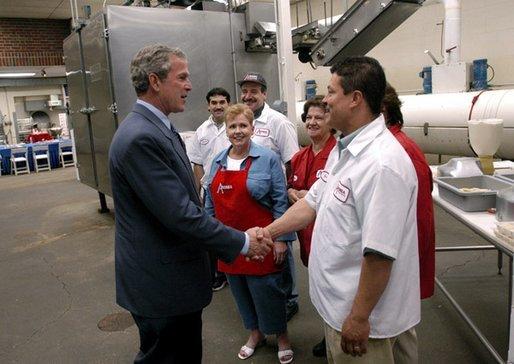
[237,339,267,360]
[238,345,255,360]
[278,349,294,364]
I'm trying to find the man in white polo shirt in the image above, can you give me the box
[263,57,420,363]
[237,72,299,178]
[238,72,301,320]
[188,87,231,195]
[188,87,231,291]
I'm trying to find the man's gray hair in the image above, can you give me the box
[130,44,186,95]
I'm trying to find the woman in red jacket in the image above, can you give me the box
[287,98,336,267]
[381,83,436,363]
[383,84,435,300]
[287,98,336,357]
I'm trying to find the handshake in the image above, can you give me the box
[244,227,274,262]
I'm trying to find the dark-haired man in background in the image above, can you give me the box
[189,87,232,291]
[189,87,231,196]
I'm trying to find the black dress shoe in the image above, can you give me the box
[286,302,298,321]
[312,337,326,357]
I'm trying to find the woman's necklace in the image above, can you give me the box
[230,148,250,160]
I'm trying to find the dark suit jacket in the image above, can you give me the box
[109,102,245,318]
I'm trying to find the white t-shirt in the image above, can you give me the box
[305,115,420,338]
[226,155,245,171]
[252,103,299,164]
[187,116,230,188]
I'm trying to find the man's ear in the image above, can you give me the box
[351,90,364,108]
[148,73,160,92]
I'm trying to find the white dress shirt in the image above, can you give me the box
[306,115,420,338]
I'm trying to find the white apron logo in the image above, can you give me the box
[293,175,298,182]
[316,170,329,182]
[217,183,233,194]
[254,128,270,137]
[200,138,209,145]
[333,182,350,203]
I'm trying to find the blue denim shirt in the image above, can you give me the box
[205,141,296,242]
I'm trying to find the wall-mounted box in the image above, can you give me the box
[432,62,471,94]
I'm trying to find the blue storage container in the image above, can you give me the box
[419,66,432,94]
[305,80,317,100]
[473,58,488,90]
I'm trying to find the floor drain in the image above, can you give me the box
[98,312,134,332]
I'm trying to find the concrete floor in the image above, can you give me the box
[0,168,509,363]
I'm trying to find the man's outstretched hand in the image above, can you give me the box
[245,227,274,261]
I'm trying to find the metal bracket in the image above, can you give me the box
[108,103,118,114]
[79,107,97,115]
[315,49,326,62]
[423,122,429,136]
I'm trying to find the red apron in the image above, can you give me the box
[210,158,280,276]
[288,136,336,266]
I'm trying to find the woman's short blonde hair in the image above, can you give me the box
[224,104,254,124]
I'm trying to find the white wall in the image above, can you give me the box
[291,0,514,97]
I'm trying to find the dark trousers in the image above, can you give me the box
[209,251,226,282]
[283,242,298,305]
[131,310,202,364]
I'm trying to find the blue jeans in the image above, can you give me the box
[226,271,287,335]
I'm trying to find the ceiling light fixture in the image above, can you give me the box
[0,72,37,78]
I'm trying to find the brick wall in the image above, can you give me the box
[0,18,71,67]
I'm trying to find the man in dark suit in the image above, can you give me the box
[109,44,273,364]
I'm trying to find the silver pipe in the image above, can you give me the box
[435,278,505,364]
[330,0,333,26]
[74,0,80,26]
[306,0,312,23]
[424,49,441,65]
[295,2,299,28]
[227,0,239,102]
[323,1,327,27]
[436,245,497,252]
[69,0,77,28]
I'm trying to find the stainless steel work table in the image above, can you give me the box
[433,183,514,363]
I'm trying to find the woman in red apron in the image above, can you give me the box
[205,104,296,364]
[287,98,336,357]
[288,99,336,267]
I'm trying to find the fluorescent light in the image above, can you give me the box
[0,72,37,78]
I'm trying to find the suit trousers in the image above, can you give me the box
[283,242,298,305]
[201,187,225,285]
[131,310,203,364]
